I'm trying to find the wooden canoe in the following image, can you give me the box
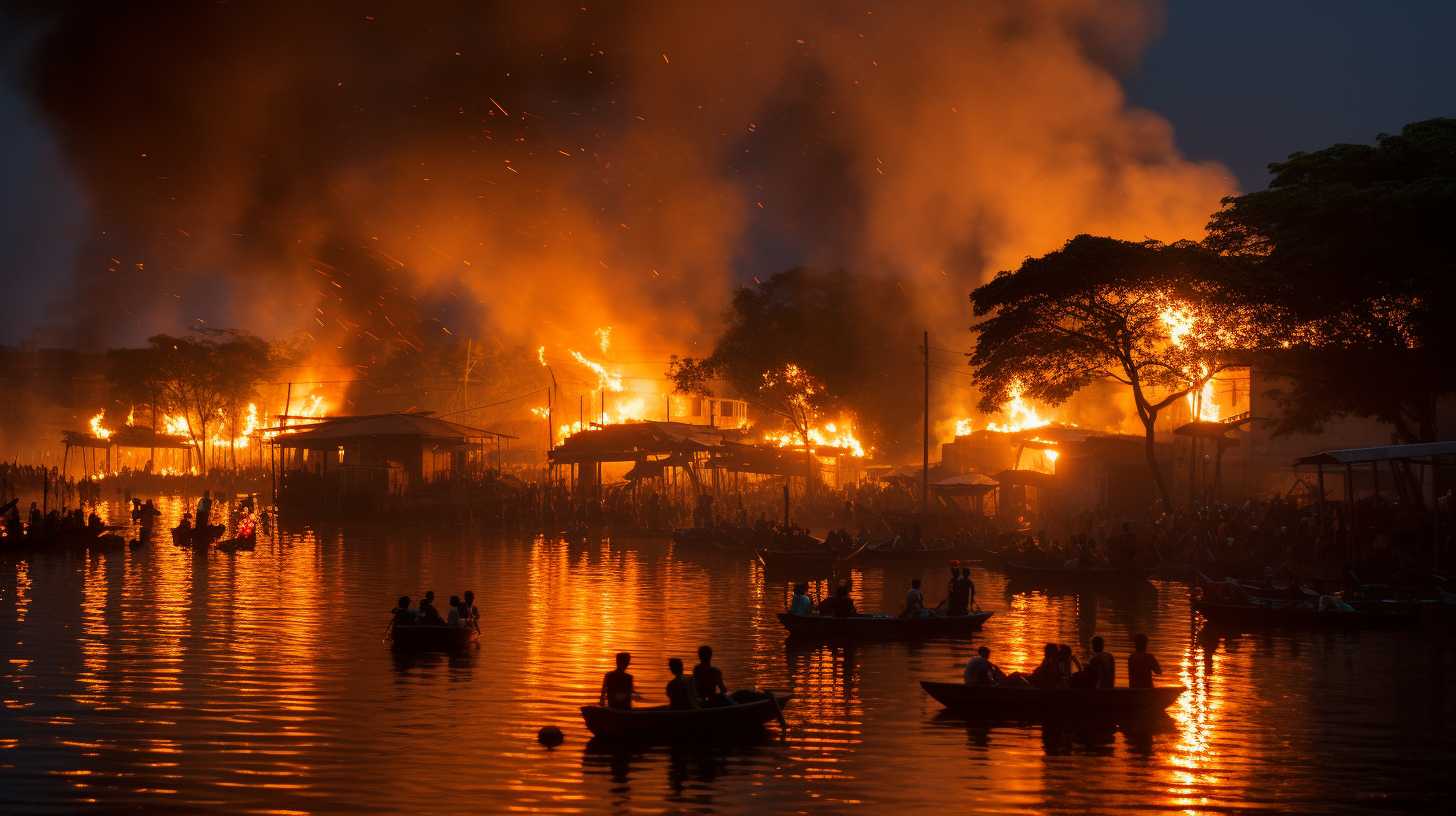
[580,691,789,742]
[778,611,992,640]
[921,680,1185,719]
[389,623,479,651]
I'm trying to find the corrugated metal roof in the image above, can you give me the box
[1294,440,1456,466]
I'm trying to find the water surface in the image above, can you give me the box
[1,497,1451,813]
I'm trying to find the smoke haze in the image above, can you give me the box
[5,0,1234,442]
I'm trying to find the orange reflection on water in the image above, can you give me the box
[1165,624,1224,813]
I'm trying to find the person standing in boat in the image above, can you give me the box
[461,590,480,631]
[418,591,443,624]
[599,652,641,710]
[693,646,728,706]
[138,500,160,544]
[196,491,213,528]
[666,658,699,710]
[1127,633,1162,688]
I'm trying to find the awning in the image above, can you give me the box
[1294,441,1456,467]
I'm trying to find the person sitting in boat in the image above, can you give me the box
[789,582,815,616]
[963,646,1007,686]
[824,581,858,617]
[446,595,466,627]
[1079,636,1116,689]
[391,596,415,626]
[1029,643,1062,688]
[418,591,444,625]
[666,657,700,710]
[87,510,102,531]
[196,491,213,527]
[599,652,641,710]
[1127,633,1162,689]
[1056,644,1081,686]
[901,579,927,618]
[693,645,728,706]
[139,500,160,544]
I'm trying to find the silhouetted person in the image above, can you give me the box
[1127,633,1162,688]
[693,645,727,705]
[789,582,814,616]
[418,591,442,624]
[599,652,639,710]
[1084,636,1115,689]
[666,657,699,710]
[391,596,414,626]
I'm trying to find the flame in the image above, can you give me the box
[161,413,190,436]
[763,417,866,457]
[88,412,112,440]
[569,350,624,392]
[124,406,136,427]
[530,406,550,419]
[537,345,547,366]
[985,379,1050,433]
[1161,305,1196,348]
[953,418,974,437]
[1187,370,1220,422]
[1044,448,1060,462]
[594,326,613,355]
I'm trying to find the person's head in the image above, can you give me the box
[615,652,631,670]
[1091,636,1105,653]
[1134,633,1149,652]
[911,578,921,589]
[668,657,684,676]
[978,646,991,658]
[424,590,434,601]
[449,595,460,608]
[1058,644,1072,658]
[697,645,713,664]
[397,596,410,609]
[464,590,474,605]
[1044,643,1058,659]
[793,582,808,596]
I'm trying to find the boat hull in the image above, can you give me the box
[921,681,1184,719]
[389,624,479,652]
[777,611,992,640]
[580,691,789,742]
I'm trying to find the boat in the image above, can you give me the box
[579,690,789,742]
[671,526,754,552]
[1004,561,1149,583]
[172,523,224,548]
[777,610,992,640]
[216,534,257,552]
[1193,598,1418,629]
[756,535,867,573]
[388,623,479,651]
[921,680,1185,719]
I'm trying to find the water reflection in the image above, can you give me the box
[0,497,1452,813]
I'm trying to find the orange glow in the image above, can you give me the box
[88,412,112,440]
[985,379,1051,433]
[569,350,624,392]
[763,417,867,457]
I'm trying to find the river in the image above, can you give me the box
[1,496,1451,813]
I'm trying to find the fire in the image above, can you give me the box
[1160,305,1196,347]
[530,406,550,419]
[763,418,866,457]
[161,413,190,436]
[125,406,135,427]
[985,379,1050,433]
[594,326,612,355]
[953,418,974,437]
[569,350,624,392]
[1187,370,1220,422]
[88,412,112,440]
[1160,303,1222,421]
[537,345,547,367]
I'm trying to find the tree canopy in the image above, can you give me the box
[1205,117,1455,440]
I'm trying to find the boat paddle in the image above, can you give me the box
[765,688,788,730]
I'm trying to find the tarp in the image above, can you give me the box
[275,412,508,449]
[1294,440,1456,467]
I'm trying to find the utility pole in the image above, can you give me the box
[922,329,930,520]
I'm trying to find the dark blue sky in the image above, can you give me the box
[1126,0,1456,190]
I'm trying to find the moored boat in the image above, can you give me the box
[389,623,479,651]
[1193,598,1418,629]
[580,690,789,742]
[921,680,1185,719]
[777,610,992,640]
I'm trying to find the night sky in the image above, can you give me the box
[2,1,1455,346]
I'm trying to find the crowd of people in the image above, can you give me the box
[598,645,731,711]
[391,590,481,631]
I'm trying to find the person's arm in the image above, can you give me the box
[1151,655,1162,675]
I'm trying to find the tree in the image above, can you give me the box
[1205,118,1456,441]
[666,267,923,453]
[147,330,272,471]
[969,235,1270,513]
